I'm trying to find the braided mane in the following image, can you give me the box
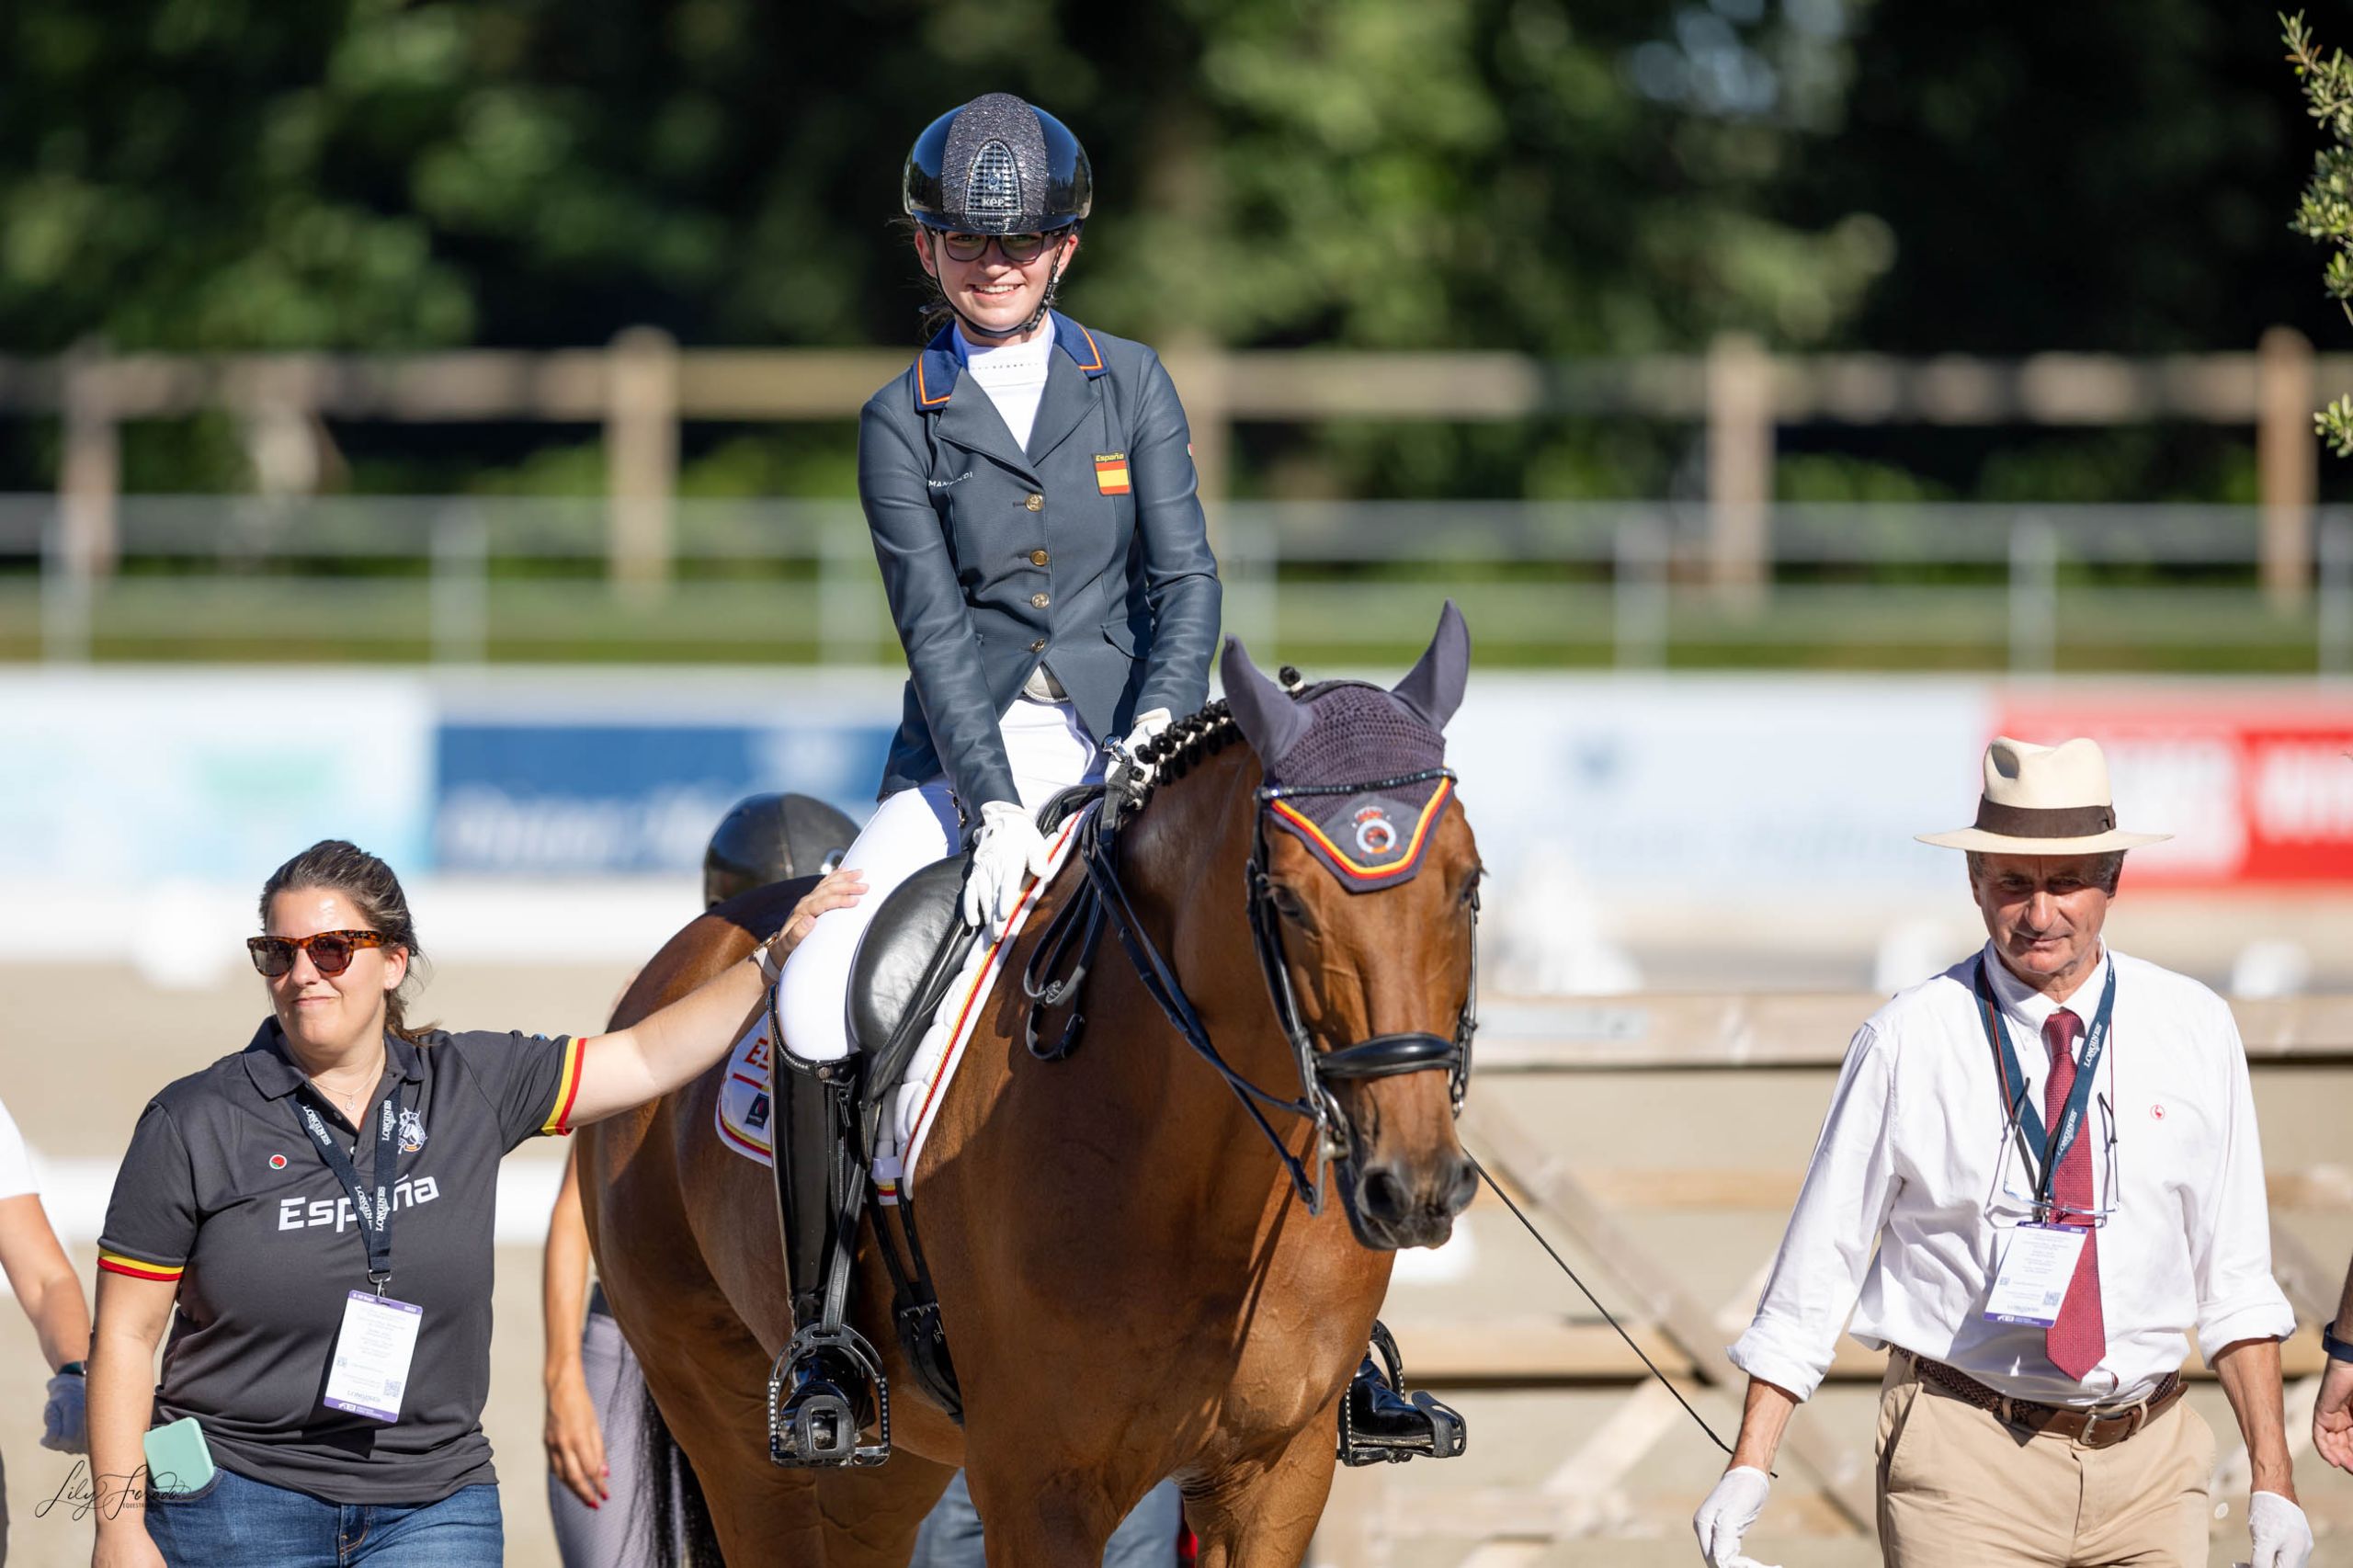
[1126,697,1243,812]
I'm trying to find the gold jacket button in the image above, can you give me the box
[1029,638,1047,653]
[1024,494,1044,512]
[1030,592,1051,609]
[1029,549,1051,566]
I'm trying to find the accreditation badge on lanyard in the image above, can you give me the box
[1973,960,2113,1328]
[298,1082,424,1424]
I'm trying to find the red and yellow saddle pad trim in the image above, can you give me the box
[1094,452,1131,494]
[98,1249,184,1283]
[541,1035,587,1136]
[1268,777,1454,883]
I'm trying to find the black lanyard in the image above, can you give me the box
[1972,957,2114,1217]
[295,1076,404,1292]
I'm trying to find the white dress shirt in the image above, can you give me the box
[0,1095,36,1199]
[1729,942,2291,1408]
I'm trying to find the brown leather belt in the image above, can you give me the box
[1909,1354,2182,1450]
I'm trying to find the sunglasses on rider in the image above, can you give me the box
[247,930,387,978]
[937,230,1066,265]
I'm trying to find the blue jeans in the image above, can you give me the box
[909,1470,1182,1567]
[144,1465,503,1567]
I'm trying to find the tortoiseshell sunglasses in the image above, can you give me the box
[246,930,386,978]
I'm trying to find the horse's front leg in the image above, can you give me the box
[961,1466,1128,1568]
[1180,1400,1345,1568]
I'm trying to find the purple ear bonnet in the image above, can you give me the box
[1222,602,1470,893]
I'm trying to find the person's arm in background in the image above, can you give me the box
[86,1269,175,1568]
[0,1190,92,1451]
[2313,1255,2353,1471]
[543,1144,608,1509]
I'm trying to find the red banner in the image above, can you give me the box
[1995,693,2353,886]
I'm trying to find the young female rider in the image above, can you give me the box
[767,87,1220,1443]
[767,94,1461,1473]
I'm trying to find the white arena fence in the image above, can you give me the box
[4,495,2353,672]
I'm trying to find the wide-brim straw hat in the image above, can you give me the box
[1915,735,2171,855]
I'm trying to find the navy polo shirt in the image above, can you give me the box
[98,1019,585,1505]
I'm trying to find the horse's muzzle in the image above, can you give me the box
[1347,1151,1478,1251]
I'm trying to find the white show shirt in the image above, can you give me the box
[955,327,1065,703]
[0,1095,38,1199]
[1729,942,2291,1408]
[955,326,1051,449]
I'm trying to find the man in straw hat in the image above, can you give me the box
[1691,736,2310,1568]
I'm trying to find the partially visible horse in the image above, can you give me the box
[580,607,1483,1566]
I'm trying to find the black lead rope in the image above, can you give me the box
[1468,1153,1760,1471]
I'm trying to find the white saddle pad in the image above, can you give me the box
[714,803,1095,1205]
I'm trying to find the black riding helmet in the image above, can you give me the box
[903,93,1092,338]
[703,792,860,911]
[904,93,1093,235]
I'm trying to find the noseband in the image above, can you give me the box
[1025,760,1478,1217]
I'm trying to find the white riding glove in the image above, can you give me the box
[1692,1467,1780,1568]
[2247,1491,2314,1568]
[1107,708,1174,799]
[40,1368,86,1454]
[963,801,1054,933]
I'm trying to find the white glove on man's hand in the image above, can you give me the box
[40,1368,86,1454]
[963,801,1054,932]
[1692,1466,1780,1568]
[2248,1491,2314,1568]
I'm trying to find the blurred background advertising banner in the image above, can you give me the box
[429,671,902,876]
[1445,674,1991,899]
[1995,689,2353,886]
[0,669,432,884]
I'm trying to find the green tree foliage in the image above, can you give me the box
[2286,10,2353,456]
[0,0,1881,357]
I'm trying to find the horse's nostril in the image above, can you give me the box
[1359,1164,1410,1224]
[1442,1155,1479,1215]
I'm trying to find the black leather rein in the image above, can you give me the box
[1020,767,1478,1215]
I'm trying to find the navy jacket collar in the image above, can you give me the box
[911,311,1109,414]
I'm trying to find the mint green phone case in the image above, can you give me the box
[142,1417,215,1495]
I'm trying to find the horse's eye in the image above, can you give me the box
[1269,884,1316,931]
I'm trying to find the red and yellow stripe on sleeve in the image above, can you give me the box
[541,1035,587,1136]
[98,1250,184,1283]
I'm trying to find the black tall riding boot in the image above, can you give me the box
[768,1053,878,1466]
[1337,1320,1468,1466]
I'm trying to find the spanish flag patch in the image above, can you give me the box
[1094,453,1131,495]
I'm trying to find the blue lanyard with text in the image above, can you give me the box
[1972,958,2114,1218]
[295,1079,404,1292]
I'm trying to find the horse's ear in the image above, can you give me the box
[1392,599,1471,731]
[1221,636,1311,768]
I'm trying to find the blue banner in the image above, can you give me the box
[434,721,890,874]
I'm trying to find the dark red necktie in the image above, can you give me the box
[2041,1008,2106,1380]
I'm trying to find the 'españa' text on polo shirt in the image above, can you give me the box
[98,1020,585,1505]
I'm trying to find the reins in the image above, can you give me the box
[1022,717,1476,1218]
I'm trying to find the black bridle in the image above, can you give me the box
[1024,766,1478,1216]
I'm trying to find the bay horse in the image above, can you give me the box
[579,607,1483,1566]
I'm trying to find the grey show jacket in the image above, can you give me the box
[858,312,1222,810]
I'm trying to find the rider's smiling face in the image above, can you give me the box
[915,227,1076,342]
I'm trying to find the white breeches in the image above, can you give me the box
[774,698,1102,1063]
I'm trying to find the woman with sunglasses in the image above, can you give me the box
[85,838,859,1568]
[766,89,1223,1433]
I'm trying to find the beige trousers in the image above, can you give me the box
[1875,1358,2215,1568]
